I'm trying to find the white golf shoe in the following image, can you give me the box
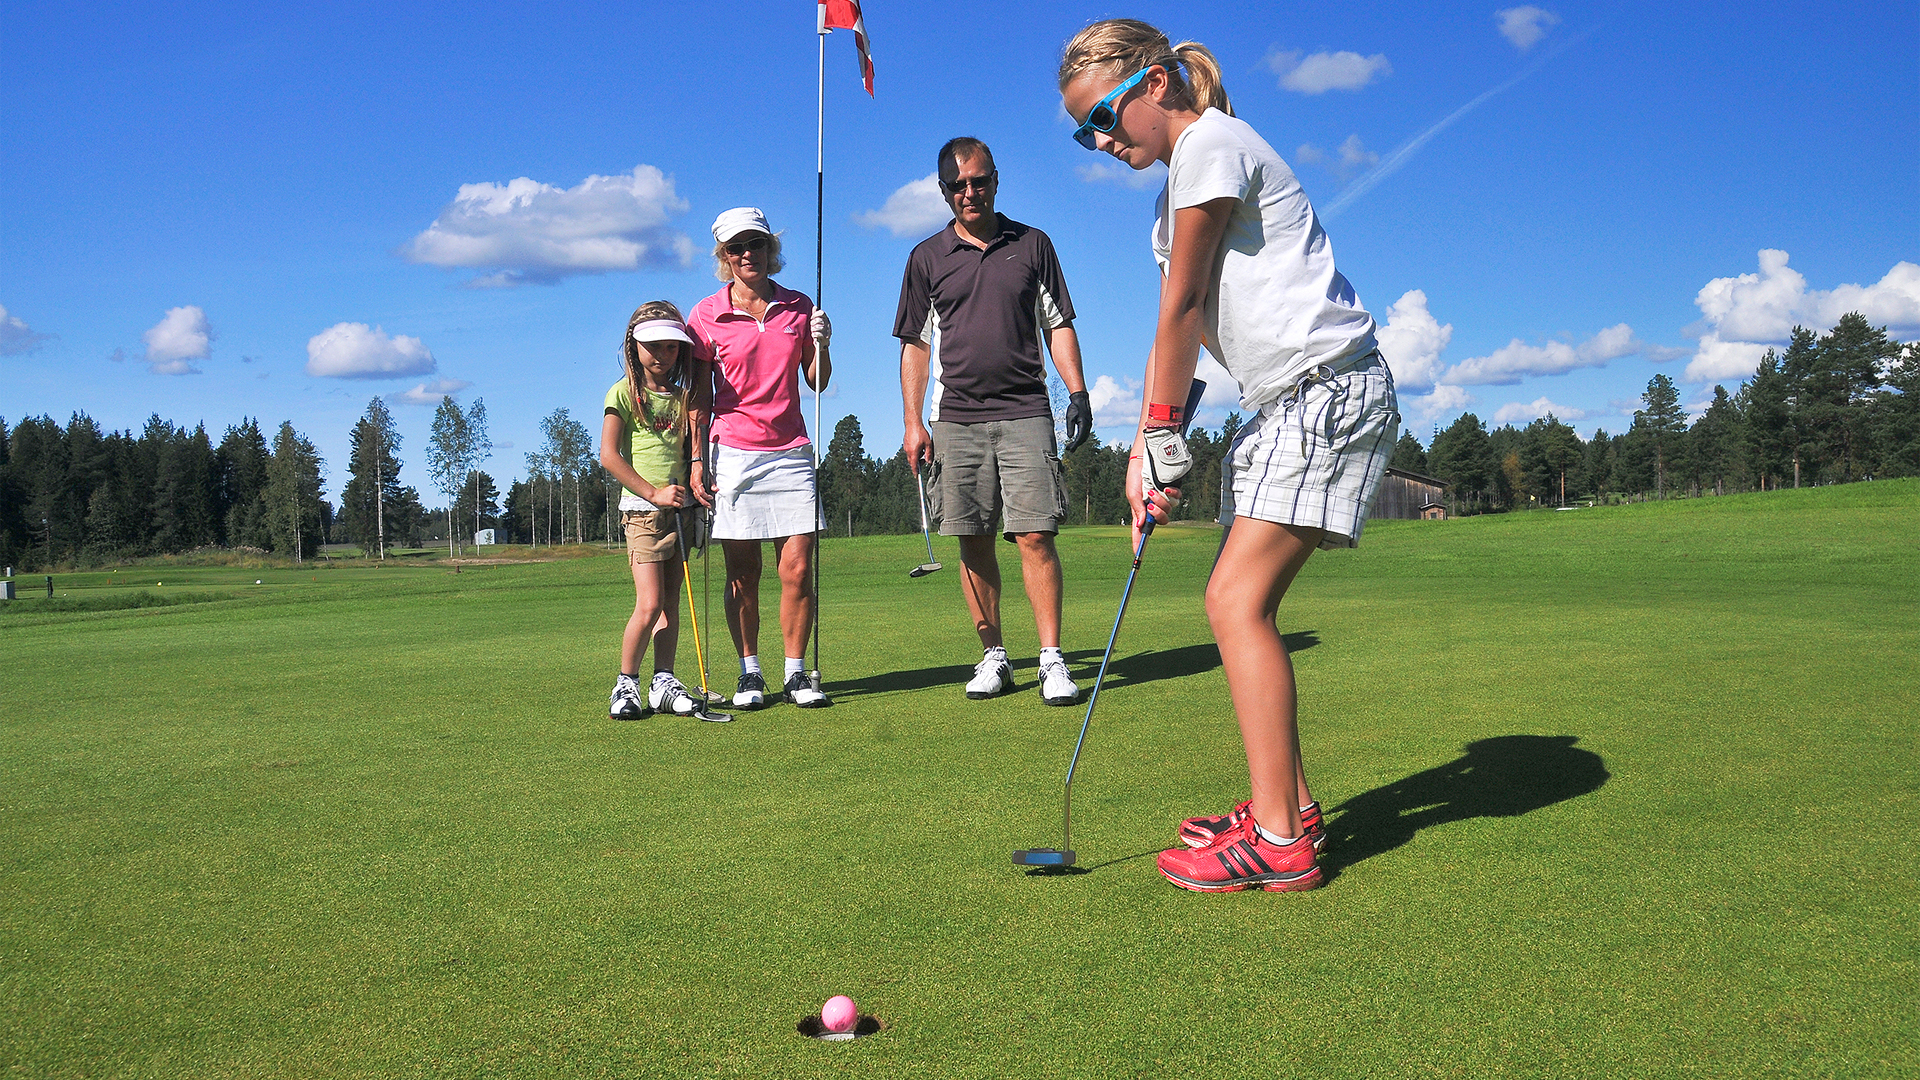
[649,672,698,716]
[610,675,646,720]
[966,649,1014,700]
[1039,657,1080,706]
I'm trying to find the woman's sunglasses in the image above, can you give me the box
[1071,67,1152,150]
[724,236,770,257]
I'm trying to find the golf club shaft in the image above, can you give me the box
[917,470,935,562]
[675,516,713,695]
[1057,377,1204,854]
[1060,523,1152,854]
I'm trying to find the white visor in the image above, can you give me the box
[632,319,693,345]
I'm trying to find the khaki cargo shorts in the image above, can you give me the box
[928,414,1069,541]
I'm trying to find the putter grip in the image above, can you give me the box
[1142,379,1207,536]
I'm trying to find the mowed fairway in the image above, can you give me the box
[3,482,1915,1078]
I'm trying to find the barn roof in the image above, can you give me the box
[1385,466,1450,489]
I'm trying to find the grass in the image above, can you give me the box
[2,481,1915,1077]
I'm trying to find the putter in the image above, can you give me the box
[1015,378,1205,870]
[910,470,942,578]
[675,510,732,723]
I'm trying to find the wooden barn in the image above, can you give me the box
[1370,467,1450,520]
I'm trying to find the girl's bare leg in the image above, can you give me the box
[622,557,670,675]
[649,554,682,673]
[1204,517,1322,838]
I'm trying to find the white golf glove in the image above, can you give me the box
[1141,425,1192,490]
[810,308,832,346]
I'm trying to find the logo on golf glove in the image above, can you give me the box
[1142,426,1192,489]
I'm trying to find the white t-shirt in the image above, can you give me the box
[1153,109,1377,411]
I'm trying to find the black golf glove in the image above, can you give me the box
[1064,390,1092,452]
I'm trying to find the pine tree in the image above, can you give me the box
[266,422,325,561]
[1429,413,1491,513]
[1631,373,1687,498]
[341,398,403,558]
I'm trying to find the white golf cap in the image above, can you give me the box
[631,319,693,345]
[711,206,773,243]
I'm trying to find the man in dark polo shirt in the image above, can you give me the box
[896,136,1094,706]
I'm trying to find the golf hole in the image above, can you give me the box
[796,1014,881,1040]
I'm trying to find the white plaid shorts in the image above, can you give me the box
[1218,351,1399,549]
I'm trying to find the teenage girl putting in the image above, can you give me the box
[1059,19,1401,892]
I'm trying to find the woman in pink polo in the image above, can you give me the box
[687,207,833,710]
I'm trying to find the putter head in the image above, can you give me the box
[1012,848,1076,867]
[808,670,823,693]
[909,562,942,578]
[692,705,733,723]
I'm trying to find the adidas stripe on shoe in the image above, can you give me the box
[1157,819,1322,893]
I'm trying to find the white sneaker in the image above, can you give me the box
[1039,658,1079,706]
[784,670,830,708]
[733,671,766,710]
[610,675,646,720]
[649,672,697,716]
[966,651,1013,700]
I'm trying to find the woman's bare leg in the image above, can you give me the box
[722,539,762,659]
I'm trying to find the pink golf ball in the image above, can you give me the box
[821,995,858,1034]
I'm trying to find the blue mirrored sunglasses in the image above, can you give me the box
[1071,67,1151,150]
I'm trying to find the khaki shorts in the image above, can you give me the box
[622,508,682,565]
[929,414,1069,541]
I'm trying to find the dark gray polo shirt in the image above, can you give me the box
[893,214,1076,424]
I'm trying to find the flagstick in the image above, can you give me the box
[811,22,826,689]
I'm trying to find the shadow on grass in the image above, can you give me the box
[826,632,1317,701]
[1322,735,1609,877]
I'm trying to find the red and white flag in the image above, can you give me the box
[818,0,874,96]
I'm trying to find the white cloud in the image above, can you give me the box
[1295,135,1380,180]
[401,165,694,286]
[1410,384,1473,421]
[1683,333,1775,384]
[305,322,435,379]
[142,306,212,375]
[1497,6,1560,51]
[1492,396,1586,425]
[1680,250,1920,382]
[1442,323,1640,385]
[1375,290,1452,393]
[0,303,52,356]
[852,174,949,237]
[1265,48,1392,94]
[1076,160,1166,190]
[388,377,473,406]
[1694,250,1920,343]
[1088,373,1142,430]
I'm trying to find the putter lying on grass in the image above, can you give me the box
[675,511,732,723]
[1015,378,1205,870]
[910,471,942,578]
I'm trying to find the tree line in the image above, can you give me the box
[1405,313,1917,513]
[4,312,1909,568]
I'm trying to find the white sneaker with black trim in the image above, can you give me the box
[649,672,697,716]
[1039,658,1080,706]
[785,670,829,708]
[733,671,766,710]
[610,675,646,720]
[966,651,1013,700]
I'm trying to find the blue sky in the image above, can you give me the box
[4,1,1915,502]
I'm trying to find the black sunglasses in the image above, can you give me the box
[939,172,997,195]
[724,236,770,256]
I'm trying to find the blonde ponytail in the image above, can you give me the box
[1172,41,1231,116]
[1057,19,1232,118]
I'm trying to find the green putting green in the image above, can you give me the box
[3,480,1915,1077]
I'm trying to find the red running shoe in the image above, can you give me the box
[1178,800,1325,853]
[1158,819,1322,892]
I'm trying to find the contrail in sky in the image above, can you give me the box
[1320,30,1590,222]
